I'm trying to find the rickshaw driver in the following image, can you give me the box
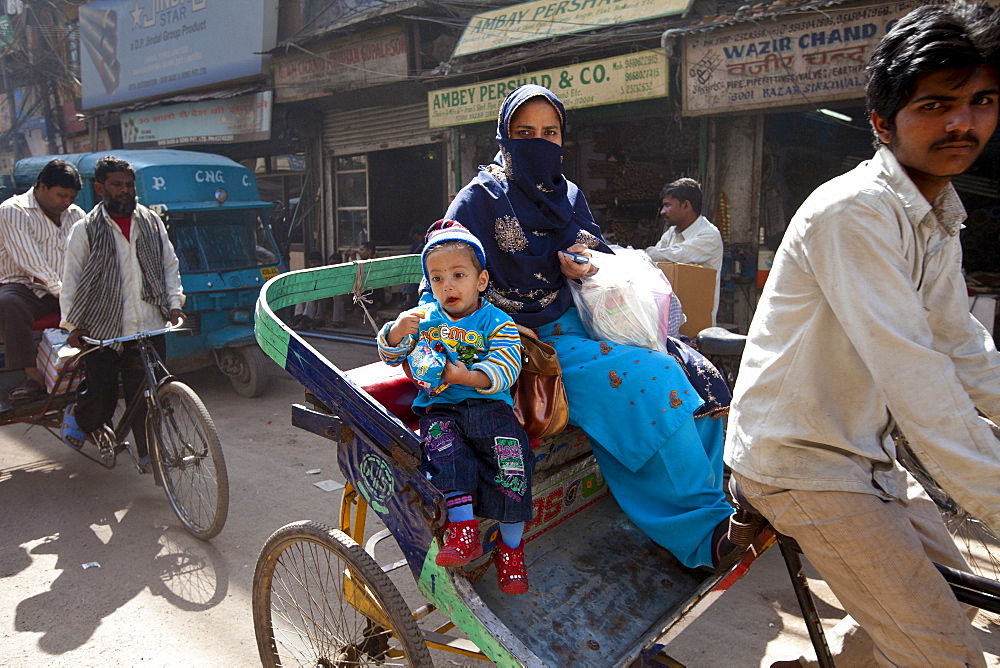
[727,3,1000,666]
[59,156,185,467]
[0,159,85,403]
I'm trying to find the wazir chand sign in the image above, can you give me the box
[681,1,924,116]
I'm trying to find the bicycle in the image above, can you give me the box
[894,428,1000,623]
[70,323,230,540]
[727,476,1000,668]
[697,326,1000,584]
[697,326,1000,662]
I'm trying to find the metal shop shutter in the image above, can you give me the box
[322,102,446,156]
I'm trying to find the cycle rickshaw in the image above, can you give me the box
[0,320,229,541]
[251,256,784,667]
[252,256,1000,667]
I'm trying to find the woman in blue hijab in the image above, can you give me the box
[445,85,738,571]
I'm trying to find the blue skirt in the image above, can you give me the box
[536,308,732,568]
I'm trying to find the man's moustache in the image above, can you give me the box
[931,132,979,149]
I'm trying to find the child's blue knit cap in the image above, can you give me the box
[420,219,487,282]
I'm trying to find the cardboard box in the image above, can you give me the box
[658,262,716,337]
[36,328,83,394]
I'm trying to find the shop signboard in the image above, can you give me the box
[272,26,408,103]
[429,49,668,128]
[0,152,14,178]
[0,94,10,133]
[120,91,272,148]
[65,130,113,154]
[681,1,924,116]
[61,99,86,135]
[24,127,49,157]
[0,16,11,47]
[7,89,46,133]
[453,0,691,57]
[78,0,279,110]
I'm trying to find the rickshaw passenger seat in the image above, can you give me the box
[346,362,420,427]
[345,361,544,447]
[696,326,747,357]
[32,312,61,331]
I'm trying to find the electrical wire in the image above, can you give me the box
[287,0,421,42]
[0,0,83,153]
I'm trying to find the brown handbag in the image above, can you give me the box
[511,324,569,440]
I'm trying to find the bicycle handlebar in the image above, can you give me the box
[79,319,188,348]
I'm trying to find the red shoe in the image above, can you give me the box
[494,539,528,594]
[435,520,483,567]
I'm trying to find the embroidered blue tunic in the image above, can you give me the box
[446,85,733,568]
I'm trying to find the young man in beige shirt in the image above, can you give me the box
[728,4,1000,665]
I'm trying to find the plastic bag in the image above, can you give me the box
[407,337,458,396]
[569,248,683,353]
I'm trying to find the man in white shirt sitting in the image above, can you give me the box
[0,159,85,402]
[644,178,723,325]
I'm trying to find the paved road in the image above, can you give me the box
[0,338,996,667]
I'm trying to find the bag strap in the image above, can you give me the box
[514,323,561,375]
[515,323,540,341]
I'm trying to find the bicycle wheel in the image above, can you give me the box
[896,439,1000,584]
[149,380,229,540]
[253,520,432,668]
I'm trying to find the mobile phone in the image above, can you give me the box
[562,251,590,264]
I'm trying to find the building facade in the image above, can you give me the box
[3,0,997,331]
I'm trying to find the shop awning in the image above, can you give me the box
[452,0,693,57]
[430,0,856,85]
[658,0,857,50]
[113,85,264,114]
[270,0,427,52]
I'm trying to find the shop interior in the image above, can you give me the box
[463,100,702,250]
[333,143,446,256]
[763,105,1000,336]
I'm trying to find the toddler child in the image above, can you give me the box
[377,219,533,594]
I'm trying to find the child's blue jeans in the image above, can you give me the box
[418,398,533,523]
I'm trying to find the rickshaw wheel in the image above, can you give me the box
[149,381,229,540]
[224,344,271,398]
[896,438,1000,623]
[253,520,432,668]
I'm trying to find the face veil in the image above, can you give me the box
[444,84,611,328]
[494,85,574,228]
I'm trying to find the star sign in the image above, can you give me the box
[289,346,306,369]
[131,1,144,28]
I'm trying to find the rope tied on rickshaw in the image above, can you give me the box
[352,260,380,334]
